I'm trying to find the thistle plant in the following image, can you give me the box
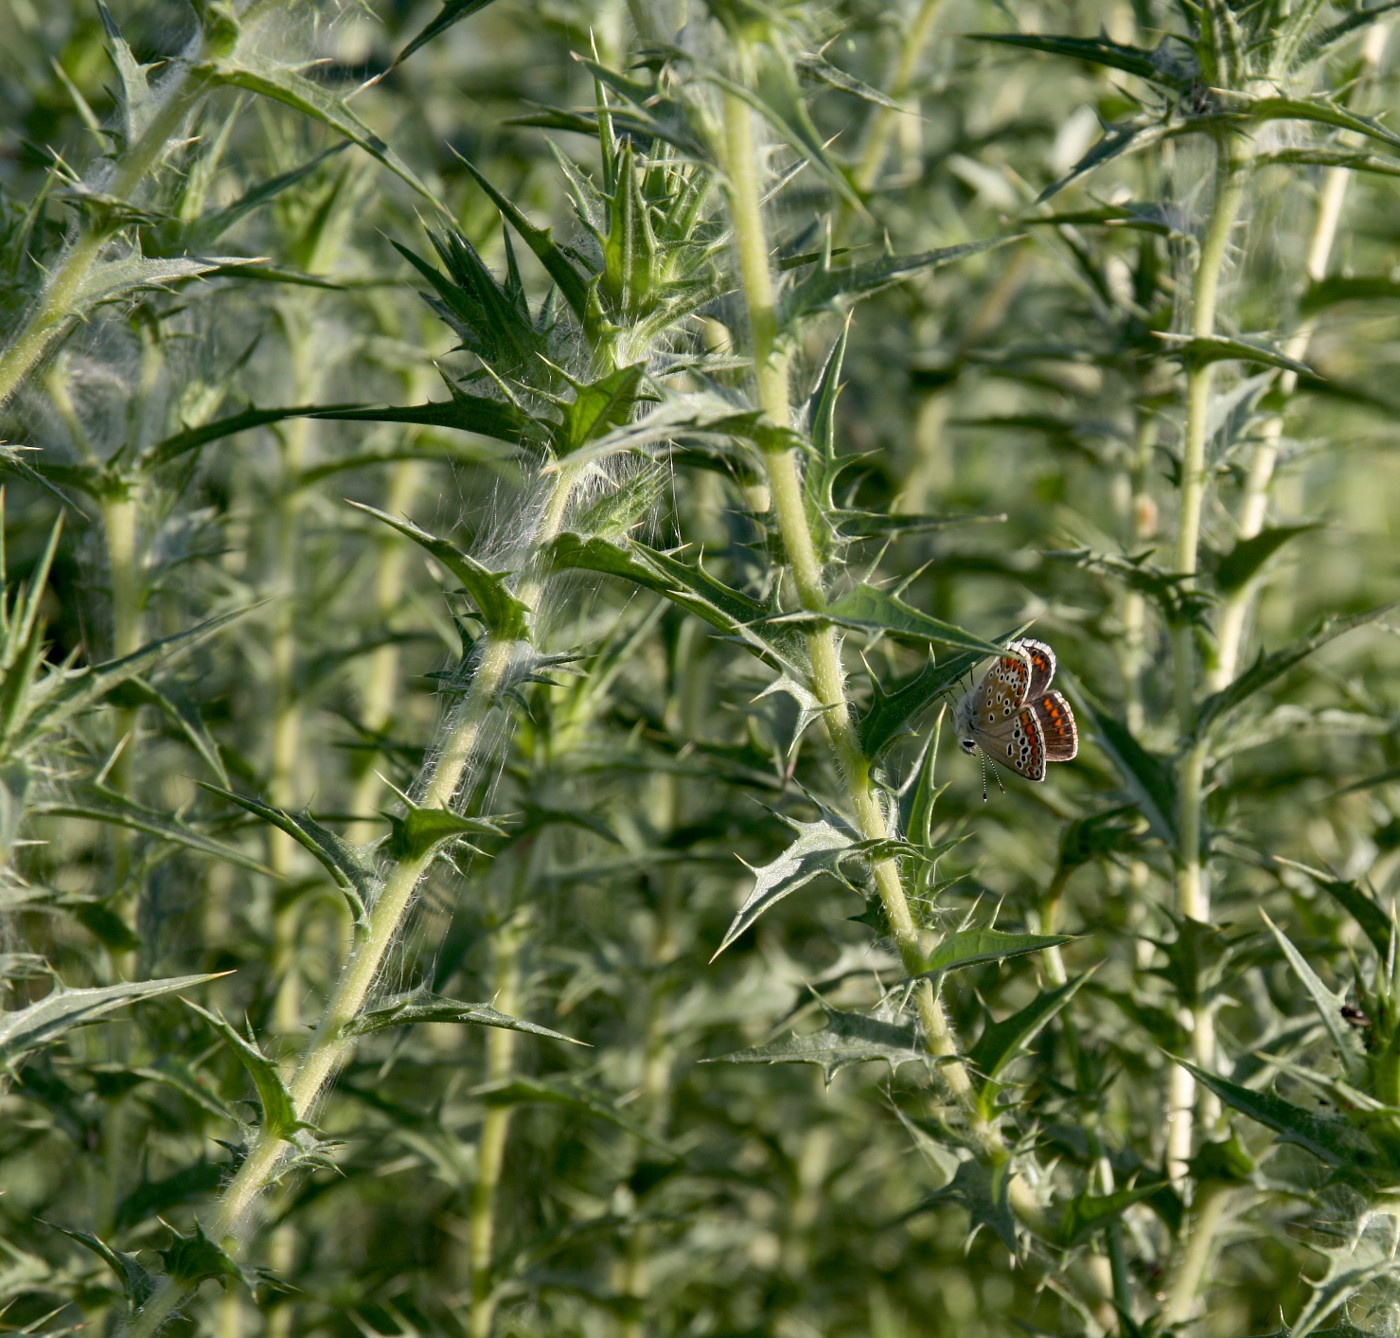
[2,3,1399,1337]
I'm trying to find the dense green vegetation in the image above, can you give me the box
[2,2,1399,1333]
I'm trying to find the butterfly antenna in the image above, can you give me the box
[979,752,989,803]
[989,759,1006,798]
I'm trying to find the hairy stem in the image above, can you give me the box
[123,464,582,1338]
[1210,22,1387,691]
[1165,133,1248,1186]
[717,73,1018,1182]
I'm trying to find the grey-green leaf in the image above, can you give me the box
[0,972,226,1077]
[703,1005,925,1084]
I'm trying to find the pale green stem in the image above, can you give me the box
[1165,135,1248,1186]
[717,76,1028,1197]
[1162,1181,1232,1326]
[468,913,524,1338]
[1211,23,1386,691]
[346,458,424,843]
[1040,884,1129,1327]
[852,0,945,195]
[122,465,583,1338]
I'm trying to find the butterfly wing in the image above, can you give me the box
[994,705,1046,780]
[1034,690,1078,763]
[956,649,1032,751]
[1013,638,1057,700]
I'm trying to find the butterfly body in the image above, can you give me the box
[954,639,1078,785]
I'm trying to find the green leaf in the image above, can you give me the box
[35,780,268,873]
[348,502,531,640]
[910,1155,1018,1253]
[557,364,646,455]
[859,652,982,760]
[968,975,1089,1110]
[158,1218,243,1288]
[779,237,1016,328]
[343,991,583,1045]
[206,54,444,211]
[1196,604,1397,737]
[391,0,501,68]
[972,32,1196,91]
[1299,3,1400,64]
[310,394,531,447]
[73,252,263,311]
[818,584,1005,656]
[1228,94,1400,153]
[600,139,658,321]
[6,607,251,759]
[44,1220,154,1308]
[712,814,861,960]
[1180,1061,1375,1170]
[382,805,506,864]
[1078,697,1179,850]
[1260,910,1363,1077]
[0,972,226,1077]
[914,929,1074,981]
[1301,273,1400,317]
[703,1004,925,1084]
[206,787,375,926]
[474,1076,677,1155]
[1168,334,1315,376]
[707,57,862,211]
[455,156,593,319]
[183,1000,306,1142]
[550,534,803,672]
[1211,524,1323,593]
[1055,1182,1168,1248]
[1278,859,1393,961]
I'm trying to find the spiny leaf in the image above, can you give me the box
[455,155,593,318]
[11,607,251,756]
[703,1004,925,1084]
[1180,1061,1375,1170]
[914,929,1075,981]
[971,32,1197,91]
[550,533,804,671]
[1261,910,1364,1078]
[1196,604,1397,737]
[1211,524,1323,593]
[1166,334,1315,376]
[158,1218,244,1288]
[909,1156,1018,1253]
[309,395,531,447]
[779,237,1016,327]
[557,363,646,455]
[206,787,374,926]
[348,502,531,640]
[183,1000,306,1142]
[1226,94,1400,153]
[44,1220,154,1308]
[74,252,264,310]
[1055,1182,1168,1248]
[1278,859,1393,961]
[473,1076,677,1155]
[815,584,1004,656]
[382,805,506,864]
[968,975,1089,1111]
[391,0,501,69]
[1078,696,1179,849]
[35,780,268,873]
[859,651,982,760]
[0,972,227,1077]
[343,992,582,1045]
[206,55,444,211]
[713,814,861,960]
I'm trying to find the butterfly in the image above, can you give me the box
[954,639,1078,798]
